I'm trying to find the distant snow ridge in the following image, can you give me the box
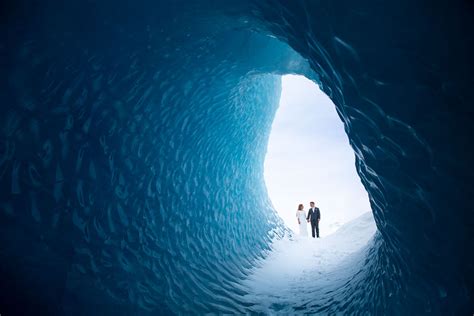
[243,212,376,313]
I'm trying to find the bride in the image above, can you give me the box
[296,204,308,237]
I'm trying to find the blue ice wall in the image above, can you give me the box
[1,0,473,314]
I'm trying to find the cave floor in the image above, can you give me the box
[242,212,376,313]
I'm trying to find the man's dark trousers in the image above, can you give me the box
[311,221,319,238]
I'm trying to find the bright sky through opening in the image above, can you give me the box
[264,75,372,236]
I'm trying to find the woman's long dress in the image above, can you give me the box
[296,210,308,237]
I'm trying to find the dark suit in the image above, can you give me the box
[306,207,321,238]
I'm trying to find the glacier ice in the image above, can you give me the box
[1,0,473,314]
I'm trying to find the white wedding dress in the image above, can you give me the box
[296,210,308,237]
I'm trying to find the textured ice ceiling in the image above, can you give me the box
[1,0,473,314]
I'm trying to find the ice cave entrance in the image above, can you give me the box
[244,76,377,301]
[264,75,374,236]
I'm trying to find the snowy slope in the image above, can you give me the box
[243,212,376,312]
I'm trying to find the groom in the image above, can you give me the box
[306,201,321,238]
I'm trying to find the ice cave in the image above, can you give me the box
[1,1,473,315]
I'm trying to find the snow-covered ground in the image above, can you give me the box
[242,212,376,312]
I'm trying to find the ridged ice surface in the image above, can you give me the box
[1,0,473,315]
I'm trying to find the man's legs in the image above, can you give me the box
[311,222,316,238]
[315,221,320,238]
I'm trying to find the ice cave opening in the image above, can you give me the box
[243,75,378,312]
[264,75,375,236]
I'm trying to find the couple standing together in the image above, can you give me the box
[296,201,321,238]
